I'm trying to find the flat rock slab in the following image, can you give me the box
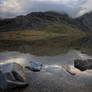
[26,61,42,72]
[0,63,29,90]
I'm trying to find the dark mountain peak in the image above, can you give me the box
[0,11,92,32]
[26,11,68,17]
[79,12,92,18]
[75,12,92,31]
[0,11,73,31]
[45,11,69,17]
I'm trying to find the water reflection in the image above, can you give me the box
[0,50,92,92]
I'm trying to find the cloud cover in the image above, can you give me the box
[0,0,92,18]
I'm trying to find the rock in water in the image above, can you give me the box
[86,59,92,69]
[74,59,87,71]
[26,61,42,72]
[62,65,76,75]
[0,63,29,90]
[74,59,92,71]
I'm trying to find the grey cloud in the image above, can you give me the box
[0,0,92,19]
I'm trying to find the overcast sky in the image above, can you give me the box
[0,0,92,19]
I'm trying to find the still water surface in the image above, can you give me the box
[0,50,92,92]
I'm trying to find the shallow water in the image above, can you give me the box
[0,50,92,92]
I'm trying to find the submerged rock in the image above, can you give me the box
[26,61,42,72]
[0,63,29,90]
[74,59,92,71]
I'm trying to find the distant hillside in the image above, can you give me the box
[1,11,92,32]
[0,11,92,55]
[0,11,77,32]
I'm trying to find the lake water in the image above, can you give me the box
[0,50,92,92]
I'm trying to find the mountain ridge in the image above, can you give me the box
[0,11,79,32]
[75,12,92,32]
[0,11,92,32]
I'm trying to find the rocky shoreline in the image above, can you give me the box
[0,50,92,92]
[1,59,92,91]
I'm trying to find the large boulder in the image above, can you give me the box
[0,63,29,90]
[26,61,42,72]
[74,59,92,71]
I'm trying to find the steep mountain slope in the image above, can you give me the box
[0,12,76,32]
[1,11,92,32]
[75,12,92,32]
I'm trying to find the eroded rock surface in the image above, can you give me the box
[26,61,42,72]
[0,63,29,90]
[74,59,92,71]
